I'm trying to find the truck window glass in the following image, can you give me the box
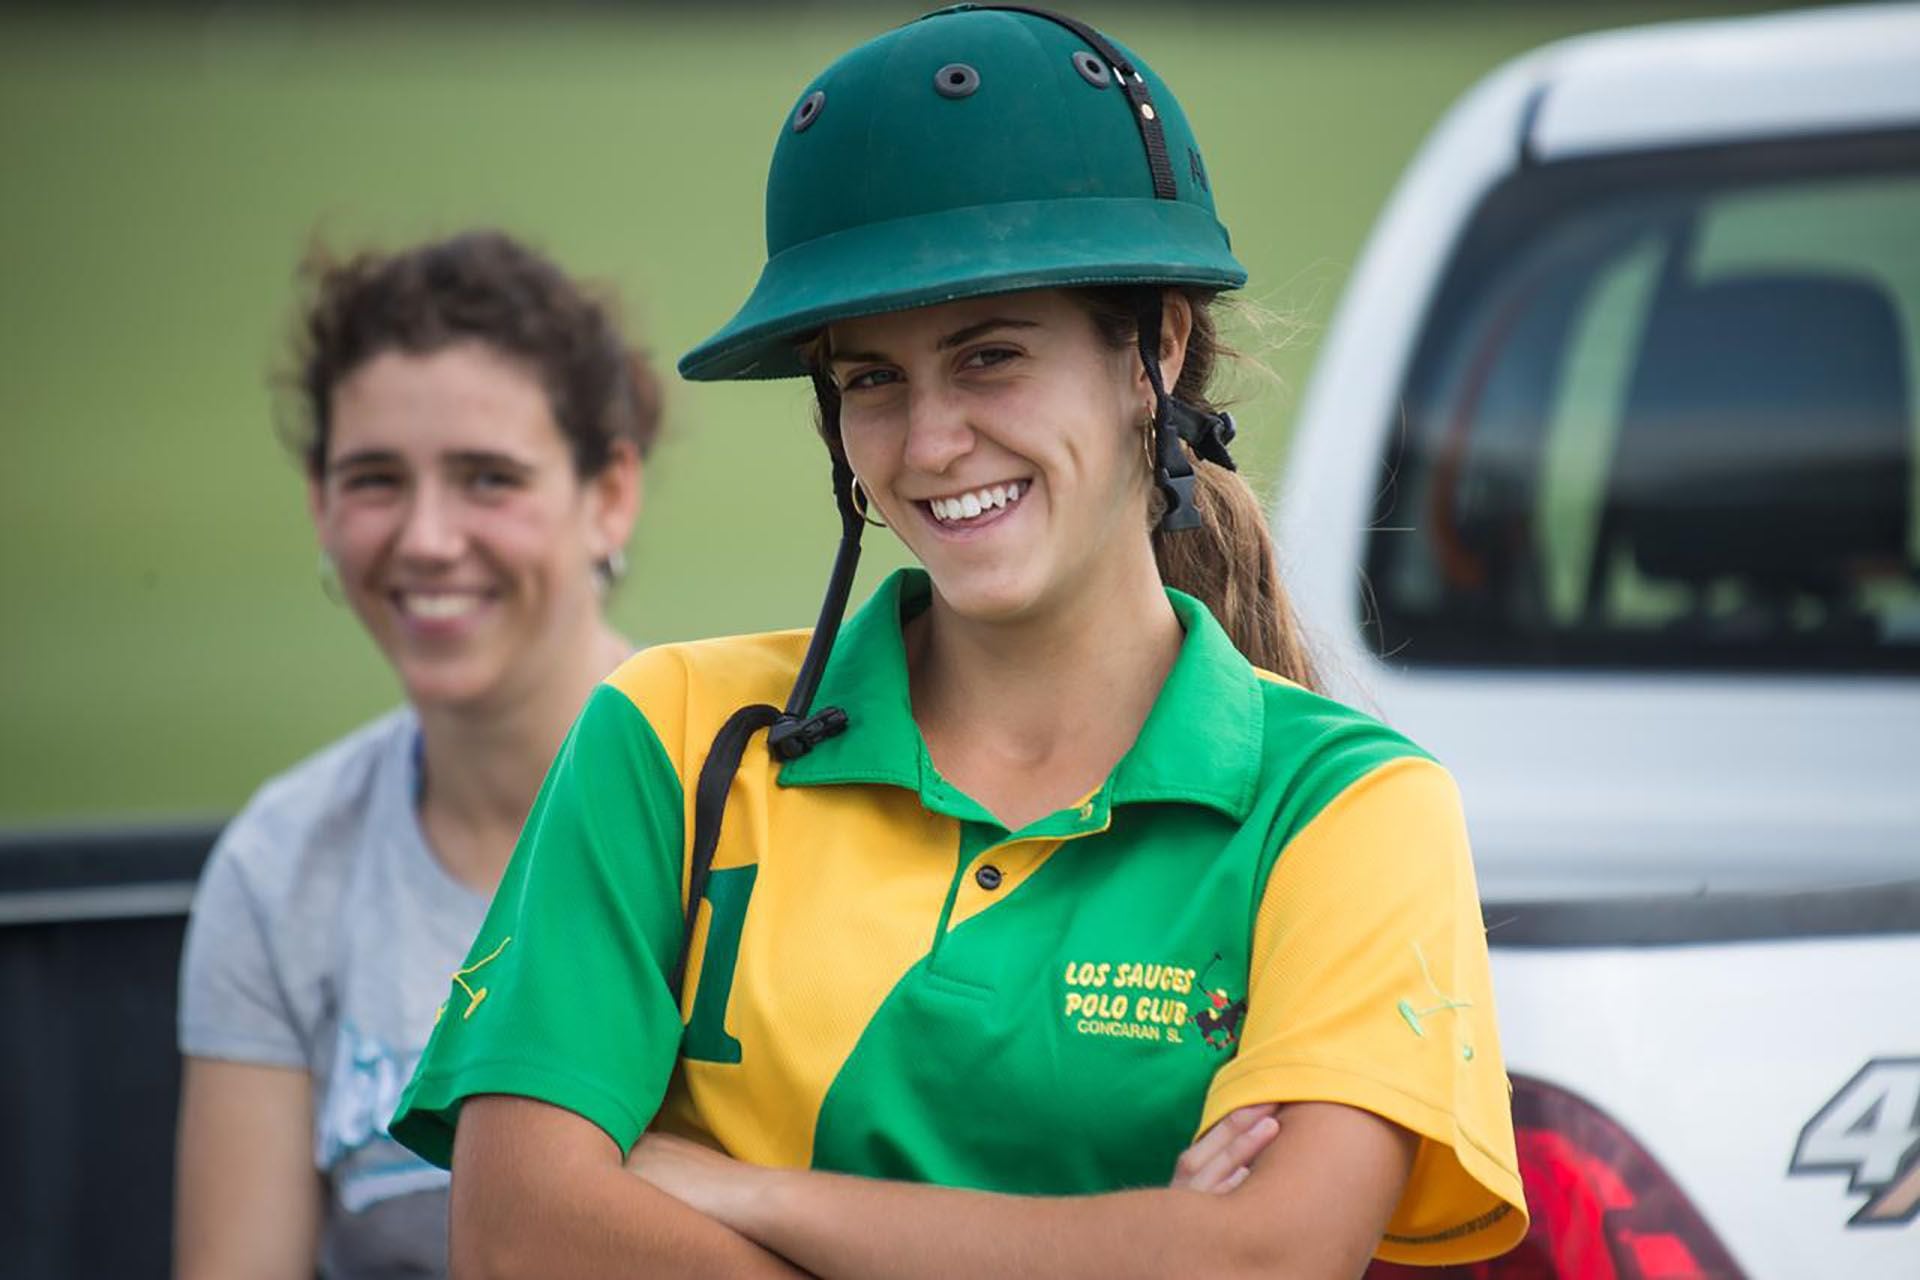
[1366,136,1920,672]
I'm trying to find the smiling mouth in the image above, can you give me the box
[392,590,493,621]
[922,480,1028,527]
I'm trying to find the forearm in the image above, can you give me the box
[734,1174,1278,1280]
[452,1162,806,1280]
[174,1059,324,1280]
[629,1102,1411,1280]
[449,1096,808,1280]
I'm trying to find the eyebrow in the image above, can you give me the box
[326,448,402,474]
[829,317,1040,367]
[326,448,536,473]
[445,450,535,472]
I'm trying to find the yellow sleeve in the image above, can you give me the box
[1198,755,1528,1265]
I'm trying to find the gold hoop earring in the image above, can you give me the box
[850,477,888,529]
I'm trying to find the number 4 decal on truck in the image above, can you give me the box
[1790,1058,1920,1226]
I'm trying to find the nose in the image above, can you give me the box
[395,479,465,565]
[901,382,976,476]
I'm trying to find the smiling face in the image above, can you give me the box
[310,342,637,714]
[829,289,1180,625]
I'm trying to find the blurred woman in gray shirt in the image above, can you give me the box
[175,230,658,1279]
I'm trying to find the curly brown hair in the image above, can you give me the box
[286,230,662,478]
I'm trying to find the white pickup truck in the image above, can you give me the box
[1277,7,1920,1278]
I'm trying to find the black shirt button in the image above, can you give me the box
[974,864,1003,891]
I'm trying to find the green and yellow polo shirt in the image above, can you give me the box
[391,569,1526,1265]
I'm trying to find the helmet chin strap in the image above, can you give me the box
[765,373,866,761]
[1133,291,1238,533]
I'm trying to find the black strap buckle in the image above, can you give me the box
[1165,399,1236,471]
[1157,469,1200,532]
[767,706,850,760]
[1153,410,1201,532]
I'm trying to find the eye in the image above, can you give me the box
[453,458,531,496]
[842,366,902,392]
[336,469,400,494]
[467,467,519,493]
[960,346,1020,372]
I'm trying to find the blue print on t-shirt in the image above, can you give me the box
[317,1021,448,1212]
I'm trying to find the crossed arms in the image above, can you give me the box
[445,1093,1415,1280]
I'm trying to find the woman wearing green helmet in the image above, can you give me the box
[392,7,1526,1276]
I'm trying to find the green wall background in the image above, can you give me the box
[0,3,1764,822]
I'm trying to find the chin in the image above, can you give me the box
[392,654,511,715]
[926,561,1051,625]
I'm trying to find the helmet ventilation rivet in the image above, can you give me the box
[793,89,826,133]
[934,63,980,99]
[1071,50,1111,88]
[1139,103,1157,121]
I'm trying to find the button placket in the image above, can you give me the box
[951,835,1065,928]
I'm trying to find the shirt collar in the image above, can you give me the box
[776,568,927,794]
[778,568,1264,824]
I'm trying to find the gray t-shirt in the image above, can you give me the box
[179,708,489,1279]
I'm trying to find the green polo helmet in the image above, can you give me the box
[678,5,1247,383]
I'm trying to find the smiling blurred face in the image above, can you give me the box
[310,343,626,713]
[830,290,1157,624]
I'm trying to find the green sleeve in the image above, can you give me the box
[389,683,687,1168]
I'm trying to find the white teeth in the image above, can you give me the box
[404,593,481,619]
[928,481,1029,525]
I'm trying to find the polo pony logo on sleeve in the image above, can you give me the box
[434,935,513,1026]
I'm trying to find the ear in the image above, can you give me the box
[585,439,643,563]
[1133,289,1195,408]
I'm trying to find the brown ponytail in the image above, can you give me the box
[1077,287,1321,691]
